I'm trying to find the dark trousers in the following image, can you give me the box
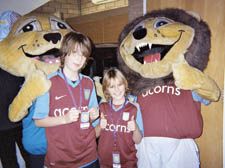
[29,154,45,168]
[0,126,31,168]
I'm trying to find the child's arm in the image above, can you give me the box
[34,108,80,127]
[89,107,99,122]
[127,116,143,144]
[95,124,101,138]
[95,113,107,138]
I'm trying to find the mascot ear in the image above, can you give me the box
[54,11,64,20]
[186,11,201,21]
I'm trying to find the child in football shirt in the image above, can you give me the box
[33,32,100,168]
[95,68,143,168]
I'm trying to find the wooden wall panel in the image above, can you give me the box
[70,20,104,43]
[147,0,225,167]
[104,14,128,43]
[67,7,128,44]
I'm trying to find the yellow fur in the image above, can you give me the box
[0,14,74,121]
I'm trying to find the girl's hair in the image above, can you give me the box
[60,31,92,69]
[102,68,130,101]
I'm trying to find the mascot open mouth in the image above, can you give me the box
[20,46,60,64]
[131,30,184,64]
[132,43,173,64]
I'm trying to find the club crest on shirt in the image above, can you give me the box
[113,153,120,164]
[81,112,89,122]
[84,89,90,100]
[122,112,129,121]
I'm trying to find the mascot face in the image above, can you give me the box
[0,13,74,76]
[120,16,194,78]
[117,8,211,94]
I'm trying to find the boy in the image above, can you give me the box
[33,32,99,168]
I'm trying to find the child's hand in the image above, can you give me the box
[89,107,99,122]
[127,116,136,132]
[64,108,80,124]
[100,113,107,129]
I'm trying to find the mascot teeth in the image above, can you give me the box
[132,43,173,64]
[136,42,152,52]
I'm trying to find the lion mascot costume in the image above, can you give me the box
[0,11,74,167]
[117,8,220,168]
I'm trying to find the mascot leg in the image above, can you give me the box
[0,126,31,168]
[137,137,200,168]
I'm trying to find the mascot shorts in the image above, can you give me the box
[136,137,200,168]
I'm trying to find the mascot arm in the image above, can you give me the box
[9,69,51,122]
[172,59,220,102]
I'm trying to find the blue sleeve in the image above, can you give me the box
[88,83,99,108]
[135,103,144,136]
[89,82,99,127]
[33,92,50,119]
[192,91,211,105]
[92,118,99,127]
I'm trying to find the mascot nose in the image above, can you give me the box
[133,26,147,40]
[43,33,62,44]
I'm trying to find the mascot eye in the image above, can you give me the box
[15,18,41,35]
[50,17,73,30]
[154,18,172,28]
[57,22,67,29]
[22,23,34,32]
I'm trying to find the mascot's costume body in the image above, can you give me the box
[117,8,220,168]
[0,11,73,167]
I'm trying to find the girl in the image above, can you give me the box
[33,32,99,168]
[96,68,143,168]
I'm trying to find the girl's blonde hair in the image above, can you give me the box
[60,31,92,69]
[102,68,130,101]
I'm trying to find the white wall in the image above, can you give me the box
[0,0,49,16]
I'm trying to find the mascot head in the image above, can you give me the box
[0,13,74,77]
[117,8,211,95]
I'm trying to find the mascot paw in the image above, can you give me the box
[27,69,51,95]
[172,62,202,90]
[9,70,51,122]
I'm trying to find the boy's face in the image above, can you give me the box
[64,45,86,73]
[108,78,125,103]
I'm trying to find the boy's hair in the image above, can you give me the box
[60,31,92,69]
[102,68,130,101]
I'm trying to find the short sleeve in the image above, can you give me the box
[135,103,144,136]
[33,92,50,119]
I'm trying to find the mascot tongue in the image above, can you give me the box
[34,56,60,64]
[144,53,161,63]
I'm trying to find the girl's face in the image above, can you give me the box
[64,45,86,73]
[108,78,125,104]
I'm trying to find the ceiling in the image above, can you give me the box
[0,0,49,16]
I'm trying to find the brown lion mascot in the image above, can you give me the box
[117,8,220,168]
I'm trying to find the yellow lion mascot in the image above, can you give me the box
[0,13,74,122]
